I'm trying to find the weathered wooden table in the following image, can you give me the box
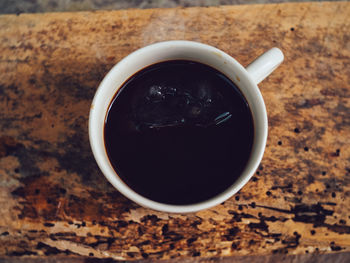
[0,2,349,262]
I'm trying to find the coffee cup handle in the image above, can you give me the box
[246,47,284,85]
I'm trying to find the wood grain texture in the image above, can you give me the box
[0,2,349,261]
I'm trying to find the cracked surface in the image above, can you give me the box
[0,2,349,261]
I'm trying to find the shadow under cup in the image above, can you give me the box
[89,41,268,213]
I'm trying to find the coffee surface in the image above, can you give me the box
[104,60,254,205]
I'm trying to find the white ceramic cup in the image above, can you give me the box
[89,40,284,213]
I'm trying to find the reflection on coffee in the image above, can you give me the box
[104,60,254,205]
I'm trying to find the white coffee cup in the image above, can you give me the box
[89,40,283,213]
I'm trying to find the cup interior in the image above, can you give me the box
[89,41,267,213]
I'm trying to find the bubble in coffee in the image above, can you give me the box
[104,60,254,205]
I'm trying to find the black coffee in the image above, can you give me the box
[104,60,254,205]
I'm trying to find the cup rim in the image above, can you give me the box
[89,40,267,213]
